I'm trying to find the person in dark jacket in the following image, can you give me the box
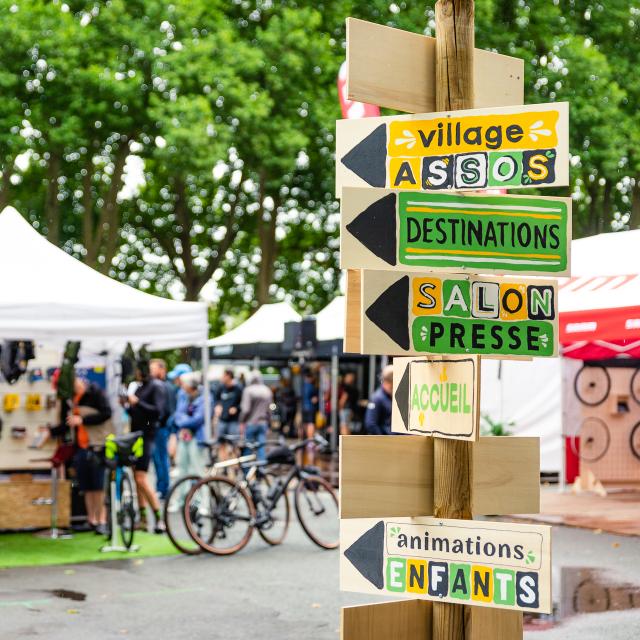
[62,377,112,533]
[126,366,166,533]
[150,358,174,499]
[364,365,393,436]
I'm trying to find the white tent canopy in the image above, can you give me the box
[208,302,301,352]
[315,295,345,342]
[0,207,208,351]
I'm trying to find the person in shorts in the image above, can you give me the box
[125,363,166,533]
[214,368,242,460]
[67,377,112,534]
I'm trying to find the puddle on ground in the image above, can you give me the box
[47,589,86,602]
[525,567,640,631]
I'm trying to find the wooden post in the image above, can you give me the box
[433,1,475,639]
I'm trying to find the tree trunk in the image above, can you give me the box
[82,159,98,266]
[97,141,129,274]
[0,160,12,210]
[45,153,61,246]
[630,179,640,229]
[586,183,599,237]
[600,180,612,233]
[256,208,277,305]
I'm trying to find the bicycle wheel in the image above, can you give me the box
[164,475,203,555]
[630,369,640,405]
[118,470,136,549]
[184,475,255,555]
[630,422,640,461]
[294,475,339,550]
[570,417,611,462]
[252,472,290,546]
[574,365,611,406]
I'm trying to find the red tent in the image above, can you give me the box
[559,230,640,360]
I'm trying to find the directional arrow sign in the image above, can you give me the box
[358,270,558,358]
[336,102,569,195]
[341,517,552,614]
[392,355,480,441]
[340,188,571,277]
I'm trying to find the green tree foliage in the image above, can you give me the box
[2,0,640,334]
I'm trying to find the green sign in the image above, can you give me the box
[398,191,569,273]
[341,188,571,276]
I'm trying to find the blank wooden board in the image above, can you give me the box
[340,435,434,519]
[346,18,524,114]
[341,599,432,640]
[344,269,362,354]
[339,435,540,518]
[342,600,522,640]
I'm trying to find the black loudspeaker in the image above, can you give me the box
[284,319,317,352]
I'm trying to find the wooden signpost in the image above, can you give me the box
[336,102,569,194]
[341,188,571,276]
[391,355,480,440]
[359,269,558,357]
[336,3,567,639]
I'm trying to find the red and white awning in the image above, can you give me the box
[559,229,640,360]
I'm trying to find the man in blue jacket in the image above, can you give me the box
[364,365,393,435]
[174,373,208,488]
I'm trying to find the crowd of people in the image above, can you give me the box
[43,358,395,534]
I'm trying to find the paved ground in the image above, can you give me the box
[1,522,639,639]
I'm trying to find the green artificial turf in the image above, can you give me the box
[0,531,180,568]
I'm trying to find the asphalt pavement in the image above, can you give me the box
[1,521,639,639]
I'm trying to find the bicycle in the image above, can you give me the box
[163,435,279,555]
[101,431,144,552]
[183,435,339,555]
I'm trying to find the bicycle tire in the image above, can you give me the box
[570,417,611,462]
[574,365,611,407]
[630,421,640,461]
[118,470,136,549]
[294,475,339,550]
[184,475,255,556]
[254,473,290,546]
[630,369,640,405]
[164,475,203,555]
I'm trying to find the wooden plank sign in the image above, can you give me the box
[346,18,524,114]
[339,435,540,519]
[335,102,569,195]
[358,270,558,358]
[340,188,571,276]
[392,355,480,441]
[341,517,552,614]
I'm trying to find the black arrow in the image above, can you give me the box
[346,193,397,266]
[365,275,410,351]
[394,363,410,430]
[344,520,385,590]
[341,123,387,187]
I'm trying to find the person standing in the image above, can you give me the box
[339,371,360,435]
[126,364,166,533]
[239,371,273,463]
[150,359,174,500]
[364,365,393,436]
[63,377,112,534]
[301,370,319,439]
[174,373,208,485]
[166,363,192,461]
[214,368,242,460]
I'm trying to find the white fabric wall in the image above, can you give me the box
[481,358,563,472]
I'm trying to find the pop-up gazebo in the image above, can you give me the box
[0,207,208,351]
[0,207,211,433]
